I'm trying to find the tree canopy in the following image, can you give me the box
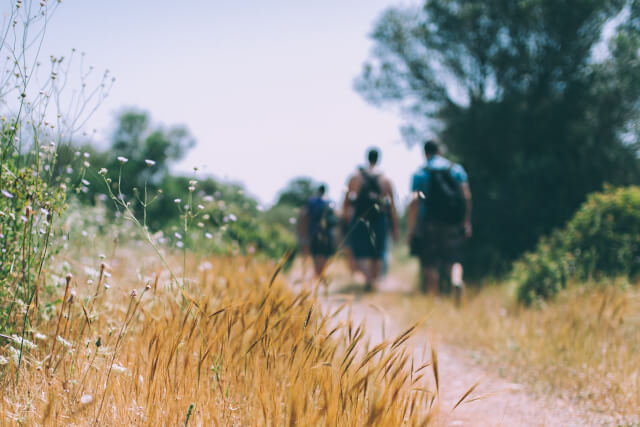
[275,177,321,207]
[357,0,640,276]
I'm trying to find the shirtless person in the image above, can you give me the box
[342,148,399,291]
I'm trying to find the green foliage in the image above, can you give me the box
[513,232,569,306]
[54,109,296,261]
[0,0,112,335]
[275,177,320,207]
[514,186,640,305]
[0,129,66,331]
[357,0,640,278]
[565,186,640,279]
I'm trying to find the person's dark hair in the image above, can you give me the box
[367,148,380,165]
[317,184,326,195]
[424,140,440,156]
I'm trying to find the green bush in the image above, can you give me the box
[514,186,640,305]
[0,140,66,330]
[513,232,569,306]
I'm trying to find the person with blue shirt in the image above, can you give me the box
[298,184,338,278]
[407,140,472,301]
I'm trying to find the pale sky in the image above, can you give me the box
[40,0,424,206]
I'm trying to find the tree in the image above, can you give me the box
[356,0,640,276]
[275,177,320,207]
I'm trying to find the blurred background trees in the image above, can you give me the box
[356,0,640,277]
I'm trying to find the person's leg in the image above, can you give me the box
[313,256,327,277]
[365,216,387,291]
[450,262,464,306]
[370,258,383,291]
[362,258,374,291]
[443,224,465,305]
[344,246,357,275]
[421,265,439,295]
[451,263,463,285]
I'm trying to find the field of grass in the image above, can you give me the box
[387,253,640,423]
[0,246,457,425]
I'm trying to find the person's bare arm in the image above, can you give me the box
[407,194,419,244]
[342,174,359,223]
[382,177,399,241]
[461,182,472,238]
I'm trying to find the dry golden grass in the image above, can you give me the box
[401,281,640,422]
[0,250,449,426]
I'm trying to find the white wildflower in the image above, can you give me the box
[98,168,107,176]
[0,356,8,365]
[8,346,20,364]
[111,363,127,374]
[1,190,14,199]
[117,156,128,164]
[57,335,72,348]
[144,159,155,166]
[10,334,36,349]
[80,394,93,404]
[205,232,213,239]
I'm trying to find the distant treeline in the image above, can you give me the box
[54,110,296,259]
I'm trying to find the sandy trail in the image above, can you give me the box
[293,268,601,426]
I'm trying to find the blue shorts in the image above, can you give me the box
[348,215,388,260]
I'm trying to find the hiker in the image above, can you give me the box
[298,184,338,277]
[342,148,399,291]
[407,140,472,302]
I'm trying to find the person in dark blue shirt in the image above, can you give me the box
[298,184,337,278]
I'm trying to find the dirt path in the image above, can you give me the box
[295,268,601,426]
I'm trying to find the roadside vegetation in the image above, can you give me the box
[1,0,640,424]
[0,245,453,425]
[383,251,640,424]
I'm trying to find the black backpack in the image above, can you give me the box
[354,168,384,220]
[423,167,466,225]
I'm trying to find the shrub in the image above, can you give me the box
[0,135,66,330]
[0,0,110,334]
[513,232,568,306]
[565,185,640,279]
[514,186,640,304]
